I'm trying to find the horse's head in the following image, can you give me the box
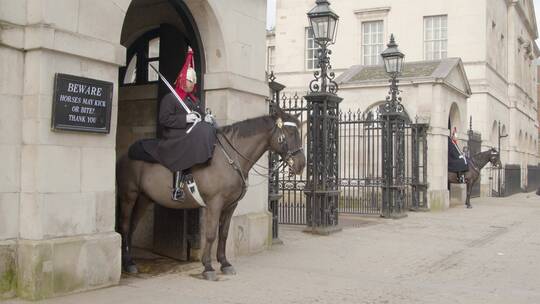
[269,106,306,175]
[488,148,501,167]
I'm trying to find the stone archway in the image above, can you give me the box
[448,102,462,134]
[447,102,466,204]
[115,0,222,263]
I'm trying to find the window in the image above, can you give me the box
[267,46,275,72]
[123,55,137,84]
[305,28,318,70]
[120,30,161,85]
[361,21,384,65]
[424,15,447,60]
[147,37,160,82]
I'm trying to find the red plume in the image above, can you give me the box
[174,46,197,101]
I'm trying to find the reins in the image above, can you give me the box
[215,118,303,186]
[217,129,273,173]
[216,135,249,187]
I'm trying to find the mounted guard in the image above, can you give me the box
[139,47,217,201]
[117,105,306,278]
[448,127,468,183]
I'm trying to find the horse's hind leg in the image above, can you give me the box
[217,202,238,275]
[465,179,473,209]
[119,190,139,273]
[130,194,152,239]
[201,200,223,281]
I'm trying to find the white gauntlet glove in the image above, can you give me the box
[204,113,215,124]
[186,113,200,123]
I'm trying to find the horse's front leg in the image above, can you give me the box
[201,200,223,281]
[217,202,238,275]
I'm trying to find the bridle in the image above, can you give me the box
[489,149,501,167]
[216,117,304,187]
[274,118,304,169]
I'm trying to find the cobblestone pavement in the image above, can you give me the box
[8,193,540,304]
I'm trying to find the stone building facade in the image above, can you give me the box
[0,0,269,300]
[270,0,539,201]
[336,58,471,209]
[537,65,540,155]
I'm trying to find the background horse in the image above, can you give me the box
[116,108,305,280]
[448,148,500,208]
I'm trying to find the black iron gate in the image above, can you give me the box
[338,108,428,215]
[527,166,540,192]
[504,164,522,195]
[268,84,428,224]
[272,93,309,225]
[487,165,503,197]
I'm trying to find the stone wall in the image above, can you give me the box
[0,0,270,300]
[117,85,157,250]
[0,0,26,299]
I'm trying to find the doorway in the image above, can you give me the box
[117,0,204,263]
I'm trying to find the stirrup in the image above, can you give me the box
[171,185,185,201]
[171,171,185,201]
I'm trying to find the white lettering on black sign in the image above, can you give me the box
[51,73,113,133]
[66,83,104,97]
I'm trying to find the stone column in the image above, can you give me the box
[426,127,450,210]
[0,7,24,299]
[1,1,127,299]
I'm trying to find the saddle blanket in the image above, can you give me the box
[128,139,159,163]
[128,139,206,207]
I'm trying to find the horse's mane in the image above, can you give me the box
[218,115,275,138]
[218,111,301,139]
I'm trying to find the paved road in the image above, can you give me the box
[9,193,540,304]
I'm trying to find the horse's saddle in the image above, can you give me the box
[128,139,159,163]
[127,139,206,207]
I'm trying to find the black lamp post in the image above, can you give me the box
[380,34,405,113]
[304,0,342,235]
[380,34,407,218]
[307,0,340,94]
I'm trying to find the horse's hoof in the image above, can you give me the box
[202,270,218,281]
[221,266,236,275]
[466,205,473,209]
[123,264,138,274]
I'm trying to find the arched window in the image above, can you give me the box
[120,29,161,86]
[490,121,498,146]
[362,101,411,122]
[501,125,507,150]
[448,102,461,133]
[519,130,523,151]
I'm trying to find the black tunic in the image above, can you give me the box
[448,136,468,172]
[142,93,216,172]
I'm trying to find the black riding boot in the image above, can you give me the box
[459,172,466,183]
[172,171,184,201]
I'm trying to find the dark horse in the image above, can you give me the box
[448,148,500,208]
[116,108,305,280]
